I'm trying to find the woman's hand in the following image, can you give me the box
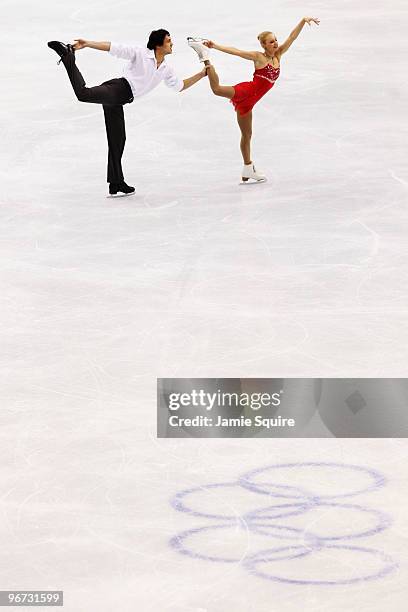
[203,40,215,48]
[72,39,88,50]
[304,17,320,26]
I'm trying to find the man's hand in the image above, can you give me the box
[73,39,88,50]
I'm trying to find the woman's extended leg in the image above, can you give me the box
[236,111,253,165]
[203,61,235,99]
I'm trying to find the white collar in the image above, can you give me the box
[146,47,166,68]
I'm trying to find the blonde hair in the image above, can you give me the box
[257,31,274,46]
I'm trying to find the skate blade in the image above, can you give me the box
[187,37,208,43]
[106,191,136,199]
[239,177,267,185]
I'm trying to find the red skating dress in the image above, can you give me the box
[231,63,280,116]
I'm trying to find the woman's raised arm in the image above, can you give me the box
[278,17,320,56]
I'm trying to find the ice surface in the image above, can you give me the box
[1,0,408,610]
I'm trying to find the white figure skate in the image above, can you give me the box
[187,37,210,62]
[240,163,267,184]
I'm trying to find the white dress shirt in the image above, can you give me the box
[109,43,184,97]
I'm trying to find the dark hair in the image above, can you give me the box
[147,29,170,50]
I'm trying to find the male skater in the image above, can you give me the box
[48,30,206,196]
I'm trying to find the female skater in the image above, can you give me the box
[188,17,320,183]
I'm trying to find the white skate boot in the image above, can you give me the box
[187,37,210,62]
[240,163,267,184]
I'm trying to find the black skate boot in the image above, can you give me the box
[108,182,136,197]
[47,41,75,64]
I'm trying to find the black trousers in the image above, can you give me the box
[61,53,134,183]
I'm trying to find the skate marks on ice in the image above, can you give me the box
[170,462,398,585]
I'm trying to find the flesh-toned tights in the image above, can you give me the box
[205,63,252,165]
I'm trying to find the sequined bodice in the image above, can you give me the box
[254,63,280,84]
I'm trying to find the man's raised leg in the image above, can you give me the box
[48,41,135,195]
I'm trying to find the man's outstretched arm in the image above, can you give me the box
[181,68,207,91]
[73,39,111,51]
[73,40,139,61]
